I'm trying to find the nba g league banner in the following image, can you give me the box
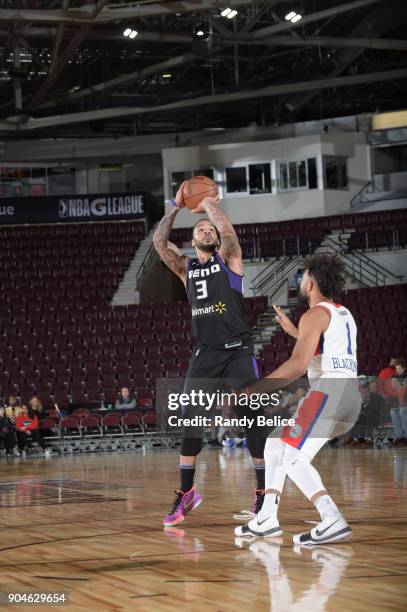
[0,192,146,225]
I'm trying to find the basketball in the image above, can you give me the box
[182,175,219,210]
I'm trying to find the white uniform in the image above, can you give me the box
[281,300,361,457]
[308,301,357,379]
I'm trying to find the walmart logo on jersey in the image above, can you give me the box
[192,301,227,317]
[215,301,227,314]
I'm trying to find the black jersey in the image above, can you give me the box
[186,252,251,346]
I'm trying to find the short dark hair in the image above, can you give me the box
[192,219,221,243]
[304,254,345,300]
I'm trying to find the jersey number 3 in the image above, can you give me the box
[195,280,208,300]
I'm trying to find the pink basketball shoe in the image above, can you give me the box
[163,487,202,527]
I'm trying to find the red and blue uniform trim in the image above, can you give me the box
[281,390,329,449]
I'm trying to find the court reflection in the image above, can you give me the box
[163,526,205,564]
[235,538,353,611]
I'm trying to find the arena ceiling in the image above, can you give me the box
[1,0,407,138]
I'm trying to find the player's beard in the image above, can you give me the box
[298,287,310,306]
[195,239,218,253]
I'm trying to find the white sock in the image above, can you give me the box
[315,494,340,520]
[259,492,280,517]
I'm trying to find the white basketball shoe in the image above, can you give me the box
[293,514,352,546]
[235,513,283,538]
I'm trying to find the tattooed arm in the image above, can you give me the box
[200,197,242,275]
[153,202,188,285]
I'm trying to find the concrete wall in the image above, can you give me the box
[140,256,185,303]
[365,250,407,283]
[162,132,370,229]
[373,171,407,191]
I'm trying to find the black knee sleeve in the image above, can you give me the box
[245,427,267,459]
[181,437,203,457]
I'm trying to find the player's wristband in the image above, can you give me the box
[170,199,178,207]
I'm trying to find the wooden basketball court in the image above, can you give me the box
[0,447,406,611]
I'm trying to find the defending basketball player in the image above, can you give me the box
[235,254,361,545]
[153,181,267,527]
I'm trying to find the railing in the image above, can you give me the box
[136,241,157,289]
[250,255,302,301]
[250,256,290,293]
[323,235,403,286]
[349,180,373,209]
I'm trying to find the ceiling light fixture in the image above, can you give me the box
[227,9,238,19]
[196,29,205,36]
[221,8,231,17]
[129,30,138,39]
[123,28,132,37]
[285,11,303,23]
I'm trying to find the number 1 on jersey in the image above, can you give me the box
[345,321,352,355]
[195,280,208,300]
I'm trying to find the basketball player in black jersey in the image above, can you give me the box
[153,183,267,527]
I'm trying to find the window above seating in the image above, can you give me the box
[323,155,348,190]
[277,158,318,193]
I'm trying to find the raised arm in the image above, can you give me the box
[268,307,330,380]
[243,307,330,396]
[272,304,299,339]
[153,205,188,285]
[199,197,242,274]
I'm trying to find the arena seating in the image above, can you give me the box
[0,296,267,408]
[259,284,407,376]
[1,215,405,411]
[0,220,267,408]
[171,208,407,259]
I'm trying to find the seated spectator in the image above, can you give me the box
[0,406,19,456]
[5,395,24,421]
[394,358,407,386]
[356,384,385,445]
[389,378,407,445]
[29,396,44,416]
[15,406,51,458]
[368,377,379,395]
[115,387,137,410]
[378,358,397,396]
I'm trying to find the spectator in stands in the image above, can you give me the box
[378,357,397,396]
[5,395,24,422]
[394,358,407,386]
[357,384,385,446]
[0,406,18,456]
[15,406,51,458]
[389,377,407,445]
[29,396,44,416]
[368,377,379,395]
[115,387,137,410]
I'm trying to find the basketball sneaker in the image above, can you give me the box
[293,514,352,546]
[253,488,265,514]
[232,488,265,521]
[234,513,283,538]
[163,487,202,527]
